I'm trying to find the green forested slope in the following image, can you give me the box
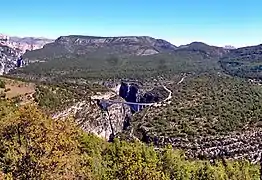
[220,44,262,79]
[0,99,260,179]
[133,74,262,138]
[12,51,222,81]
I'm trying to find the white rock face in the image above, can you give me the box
[53,92,131,140]
[9,36,54,53]
[0,34,53,52]
[0,44,21,75]
[0,33,54,74]
[137,48,159,56]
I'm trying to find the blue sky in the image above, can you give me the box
[1,0,262,47]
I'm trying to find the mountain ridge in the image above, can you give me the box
[24,35,178,59]
[5,33,262,80]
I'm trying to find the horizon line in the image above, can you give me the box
[2,32,261,48]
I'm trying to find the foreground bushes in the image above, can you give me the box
[0,79,5,89]
[82,135,260,180]
[0,100,260,179]
[0,101,91,179]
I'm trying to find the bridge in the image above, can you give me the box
[97,99,157,113]
[94,75,186,113]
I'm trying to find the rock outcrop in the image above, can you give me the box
[53,91,132,140]
[1,34,54,53]
[0,34,53,74]
[9,36,54,53]
[224,45,236,50]
[0,45,21,75]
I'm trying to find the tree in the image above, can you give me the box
[0,102,90,179]
[0,80,5,89]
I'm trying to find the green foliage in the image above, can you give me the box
[12,51,222,81]
[33,82,106,113]
[0,98,260,179]
[0,79,5,89]
[33,85,76,113]
[0,100,90,179]
[80,134,260,180]
[100,139,166,180]
[134,74,262,137]
[220,44,262,79]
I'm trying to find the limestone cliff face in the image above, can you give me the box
[75,99,131,140]
[53,92,131,140]
[0,45,21,75]
[0,34,54,53]
[0,34,53,74]
[9,36,54,53]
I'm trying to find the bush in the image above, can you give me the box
[0,102,90,179]
[0,99,260,179]
[0,80,5,88]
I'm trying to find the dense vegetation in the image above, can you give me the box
[10,35,262,80]
[33,82,108,113]
[133,74,262,138]
[0,99,260,179]
[12,51,222,81]
[0,79,5,88]
[8,39,229,81]
[5,36,262,178]
[220,44,262,79]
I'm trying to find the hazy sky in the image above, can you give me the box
[1,0,262,47]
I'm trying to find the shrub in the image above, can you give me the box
[0,80,5,89]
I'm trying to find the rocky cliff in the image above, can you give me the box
[10,36,54,53]
[52,91,132,140]
[1,34,53,53]
[50,80,171,140]
[0,34,53,74]
[0,45,21,75]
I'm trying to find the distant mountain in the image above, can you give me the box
[177,42,228,57]
[220,44,262,79]
[14,34,262,81]
[24,35,177,59]
[9,36,54,53]
[10,35,230,81]
[0,34,54,75]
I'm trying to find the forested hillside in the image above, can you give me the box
[7,36,229,81]
[4,34,262,179]
[0,99,260,179]
[220,44,262,79]
[11,52,222,81]
[132,74,262,161]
